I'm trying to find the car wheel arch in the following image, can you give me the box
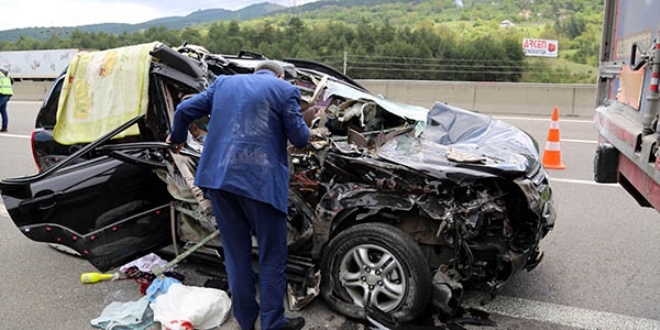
[313,207,412,258]
[319,222,432,323]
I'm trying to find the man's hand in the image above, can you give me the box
[165,134,184,153]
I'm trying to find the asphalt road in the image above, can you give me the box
[0,102,659,330]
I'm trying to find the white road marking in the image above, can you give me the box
[465,295,660,330]
[0,133,30,139]
[562,139,597,144]
[0,102,647,329]
[0,176,649,330]
[494,115,593,124]
[1,134,599,144]
[9,100,42,104]
[0,133,614,189]
[492,116,599,143]
[0,133,600,144]
[549,177,619,187]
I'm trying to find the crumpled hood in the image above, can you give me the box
[377,102,541,179]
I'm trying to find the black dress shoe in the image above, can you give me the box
[282,317,305,330]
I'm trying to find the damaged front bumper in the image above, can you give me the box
[518,165,556,233]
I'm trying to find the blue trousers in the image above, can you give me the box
[0,94,9,129]
[206,189,288,330]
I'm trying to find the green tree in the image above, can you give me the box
[68,30,95,49]
[180,27,203,45]
[0,0,603,83]
[44,34,65,50]
[356,18,377,53]
[206,22,227,53]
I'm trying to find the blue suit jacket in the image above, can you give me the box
[170,70,310,214]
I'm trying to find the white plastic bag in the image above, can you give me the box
[90,295,153,330]
[151,283,232,330]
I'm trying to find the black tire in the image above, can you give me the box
[320,222,432,323]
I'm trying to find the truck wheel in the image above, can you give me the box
[320,222,431,323]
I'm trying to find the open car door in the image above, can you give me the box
[0,116,173,271]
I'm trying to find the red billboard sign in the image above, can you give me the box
[522,38,558,57]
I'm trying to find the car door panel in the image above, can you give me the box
[1,154,172,271]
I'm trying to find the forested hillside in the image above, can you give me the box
[0,3,285,41]
[0,0,605,83]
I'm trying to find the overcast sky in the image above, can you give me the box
[0,0,320,30]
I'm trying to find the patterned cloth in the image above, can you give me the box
[53,42,158,144]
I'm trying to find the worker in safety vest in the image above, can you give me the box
[0,68,13,132]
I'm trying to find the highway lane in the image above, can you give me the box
[0,101,659,329]
[474,115,660,327]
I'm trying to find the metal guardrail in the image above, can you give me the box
[357,80,597,118]
[11,80,598,118]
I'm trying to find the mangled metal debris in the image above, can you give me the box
[0,42,555,327]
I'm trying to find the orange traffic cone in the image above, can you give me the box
[542,107,566,170]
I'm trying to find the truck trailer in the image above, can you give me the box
[594,0,660,212]
[0,48,79,79]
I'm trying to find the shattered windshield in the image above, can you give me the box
[323,79,429,136]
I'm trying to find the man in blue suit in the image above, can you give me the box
[168,61,310,330]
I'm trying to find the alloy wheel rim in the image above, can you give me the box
[338,243,407,312]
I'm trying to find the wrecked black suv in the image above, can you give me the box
[0,42,555,322]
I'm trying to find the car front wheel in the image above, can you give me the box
[320,222,431,323]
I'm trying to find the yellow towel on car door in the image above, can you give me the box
[53,42,159,145]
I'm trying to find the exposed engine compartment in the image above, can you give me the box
[156,50,553,318]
